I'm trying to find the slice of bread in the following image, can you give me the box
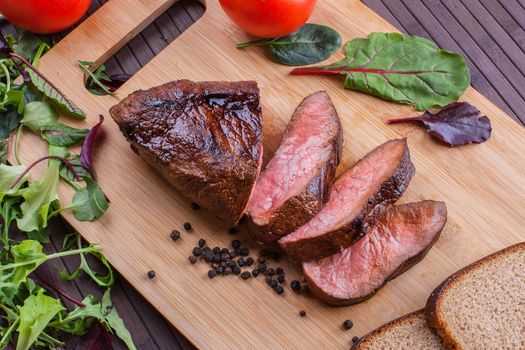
[351,310,447,349]
[426,242,525,349]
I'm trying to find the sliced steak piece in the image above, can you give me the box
[303,200,447,306]
[110,80,263,225]
[279,138,415,261]
[247,91,343,244]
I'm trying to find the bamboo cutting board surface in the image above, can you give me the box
[13,0,525,348]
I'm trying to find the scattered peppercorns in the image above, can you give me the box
[208,270,217,279]
[170,230,181,241]
[274,285,284,294]
[352,336,360,344]
[268,279,278,288]
[198,238,206,247]
[223,267,232,275]
[239,247,250,256]
[231,239,241,249]
[241,271,251,280]
[188,256,197,264]
[265,268,275,276]
[299,310,306,317]
[192,247,202,256]
[245,257,254,266]
[212,247,221,254]
[228,227,237,235]
[238,257,246,266]
[291,280,301,291]
[342,320,354,330]
[147,270,156,279]
[252,269,260,277]
[221,253,230,262]
[190,202,200,210]
[269,251,280,261]
[258,263,267,273]
[277,275,285,284]
[204,250,214,262]
[276,267,284,275]
[183,222,192,231]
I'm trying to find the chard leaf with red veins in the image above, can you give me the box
[80,115,104,179]
[388,102,492,147]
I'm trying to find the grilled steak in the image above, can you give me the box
[279,139,415,261]
[110,80,263,225]
[247,91,342,244]
[303,200,447,306]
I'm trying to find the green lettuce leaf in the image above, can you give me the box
[71,177,109,221]
[16,290,64,350]
[16,161,59,232]
[0,163,29,201]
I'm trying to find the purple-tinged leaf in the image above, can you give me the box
[387,102,492,147]
[80,115,104,180]
[75,321,112,350]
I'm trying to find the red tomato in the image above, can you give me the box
[219,0,317,38]
[0,0,91,34]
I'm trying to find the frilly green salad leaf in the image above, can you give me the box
[291,32,471,111]
[237,23,342,66]
[70,177,109,222]
[16,161,60,233]
[21,101,88,147]
[16,290,64,350]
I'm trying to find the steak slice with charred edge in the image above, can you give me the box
[303,200,447,306]
[279,138,414,261]
[110,80,263,225]
[247,91,343,244]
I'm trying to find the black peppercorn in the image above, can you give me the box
[265,268,275,276]
[257,257,266,264]
[229,251,237,259]
[192,247,202,256]
[299,310,306,317]
[269,280,278,288]
[170,230,181,241]
[251,269,260,277]
[232,265,241,275]
[221,253,230,262]
[212,254,221,263]
[277,275,285,284]
[258,263,267,272]
[216,266,224,274]
[226,260,237,268]
[291,280,301,291]
[352,336,360,344]
[274,285,284,294]
[241,271,251,280]
[238,257,246,266]
[212,247,221,254]
[231,239,241,249]
[190,202,200,210]
[221,248,229,255]
[147,270,156,279]
[207,270,217,279]
[183,222,192,231]
[188,256,197,264]
[223,267,232,275]
[204,250,214,262]
[276,267,284,275]
[342,320,353,330]
[198,238,206,247]
[239,247,250,256]
[228,227,237,235]
[245,257,254,266]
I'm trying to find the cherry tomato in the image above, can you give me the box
[0,0,91,34]
[219,0,317,38]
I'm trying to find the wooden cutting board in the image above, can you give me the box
[14,0,525,348]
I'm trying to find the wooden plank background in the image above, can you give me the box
[1,0,524,348]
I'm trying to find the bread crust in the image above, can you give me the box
[425,242,525,349]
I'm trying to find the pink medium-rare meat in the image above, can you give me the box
[247,91,343,243]
[110,80,263,225]
[303,200,447,306]
[279,139,415,261]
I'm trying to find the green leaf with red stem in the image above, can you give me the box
[290,32,470,111]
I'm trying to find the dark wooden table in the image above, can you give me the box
[2,0,524,348]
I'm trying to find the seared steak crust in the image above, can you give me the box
[280,139,415,261]
[110,80,263,225]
